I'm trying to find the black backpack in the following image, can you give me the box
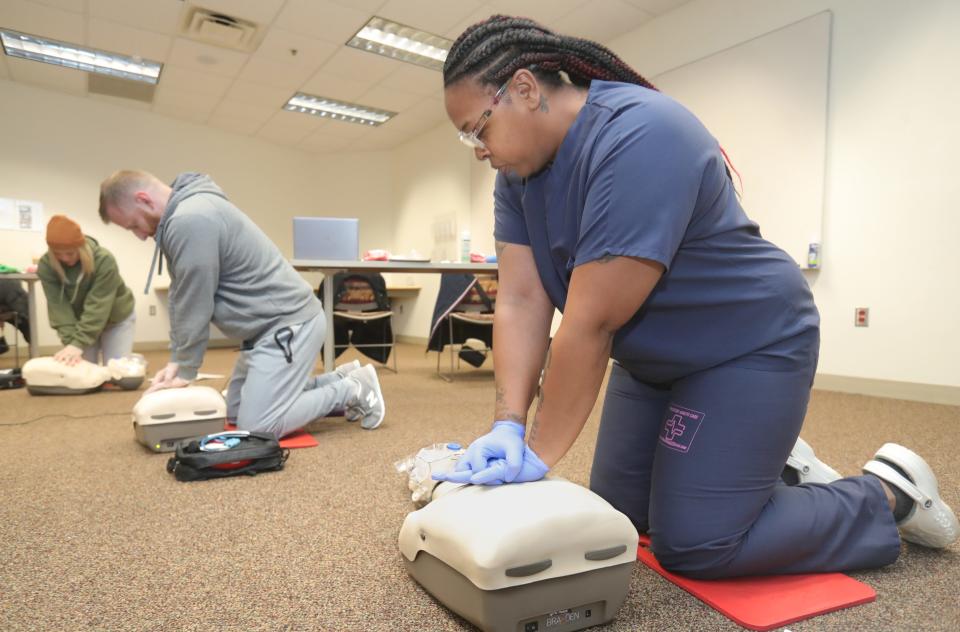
[166,431,289,481]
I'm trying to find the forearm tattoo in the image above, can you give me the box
[530,347,552,444]
[495,385,525,423]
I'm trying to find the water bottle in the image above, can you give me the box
[460,230,471,263]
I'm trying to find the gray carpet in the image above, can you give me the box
[1,344,958,631]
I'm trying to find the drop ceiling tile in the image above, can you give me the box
[153,86,223,112]
[88,92,153,111]
[237,56,318,91]
[253,28,338,68]
[87,17,173,62]
[378,110,445,137]
[622,0,693,16]
[256,109,322,145]
[0,58,9,80]
[88,0,185,37]
[190,0,287,25]
[328,0,386,13]
[313,119,371,140]
[442,5,498,39]
[153,101,215,125]
[379,63,443,97]
[30,0,85,14]
[210,101,276,125]
[551,0,652,43]
[484,0,588,24]
[209,115,267,137]
[357,83,423,112]
[319,46,401,85]
[157,64,233,98]
[399,96,447,121]
[223,80,293,109]
[300,71,376,102]
[5,56,87,95]
[0,0,85,42]
[167,38,249,78]
[273,0,371,45]
[300,133,351,154]
[377,0,483,35]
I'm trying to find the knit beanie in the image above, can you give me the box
[46,215,85,249]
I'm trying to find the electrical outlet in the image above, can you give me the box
[854,307,868,327]
[149,305,157,316]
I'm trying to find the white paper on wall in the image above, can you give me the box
[0,198,44,232]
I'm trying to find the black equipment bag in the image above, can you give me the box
[166,431,289,482]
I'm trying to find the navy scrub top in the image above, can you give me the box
[494,81,819,383]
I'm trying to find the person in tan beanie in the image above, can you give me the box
[37,214,136,366]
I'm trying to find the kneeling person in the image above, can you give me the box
[99,170,384,437]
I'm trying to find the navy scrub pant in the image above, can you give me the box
[589,334,901,579]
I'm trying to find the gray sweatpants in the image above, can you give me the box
[82,311,136,364]
[226,311,356,438]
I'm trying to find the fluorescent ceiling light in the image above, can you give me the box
[284,93,397,126]
[347,17,451,71]
[0,28,162,84]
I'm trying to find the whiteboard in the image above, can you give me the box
[652,12,832,268]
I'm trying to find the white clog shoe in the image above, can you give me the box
[785,437,842,485]
[863,443,959,548]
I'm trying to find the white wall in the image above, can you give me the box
[0,79,393,350]
[607,0,960,388]
[386,124,473,340]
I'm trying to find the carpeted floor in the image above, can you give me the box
[1,344,958,631]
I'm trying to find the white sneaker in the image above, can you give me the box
[863,443,959,548]
[347,364,385,429]
[784,437,842,485]
[334,359,361,379]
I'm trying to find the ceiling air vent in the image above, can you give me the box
[180,6,262,52]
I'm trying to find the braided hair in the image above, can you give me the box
[443,15,656,91]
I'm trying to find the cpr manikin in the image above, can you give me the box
[22,354,146,395]
[397,445,639,632]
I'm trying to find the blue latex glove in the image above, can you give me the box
[433,421,525,484]
[466,445,550,486]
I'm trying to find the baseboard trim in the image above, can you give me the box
[814,374,960,406]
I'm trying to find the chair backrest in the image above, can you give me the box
[327,273,389,312]
[454,274,497,313]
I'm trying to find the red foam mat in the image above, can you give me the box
[224,424,318,449]
[637,535,876,631]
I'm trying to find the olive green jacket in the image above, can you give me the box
[37,236,135,348]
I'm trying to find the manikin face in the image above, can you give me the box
[52,248,79,267]
[105,195,161,241]
[444,72,553,179]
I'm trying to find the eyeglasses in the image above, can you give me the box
[458,77,512,151]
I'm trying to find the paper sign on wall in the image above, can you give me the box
[0,198,45,232]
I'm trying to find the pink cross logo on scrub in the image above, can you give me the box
[664,414,686,441]
[659,404,706,454]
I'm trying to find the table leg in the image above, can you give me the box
[322,270,335,373]
[27,280,38,358]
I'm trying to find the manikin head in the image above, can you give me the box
[98,170,171,240]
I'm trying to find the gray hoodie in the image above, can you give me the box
[147,173,320,380]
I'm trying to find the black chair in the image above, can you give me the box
[427,274,497,381]
[320,272,398,372]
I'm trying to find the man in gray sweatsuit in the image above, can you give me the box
[98,170,385,437]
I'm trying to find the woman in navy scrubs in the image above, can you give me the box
[434,15,957,578]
